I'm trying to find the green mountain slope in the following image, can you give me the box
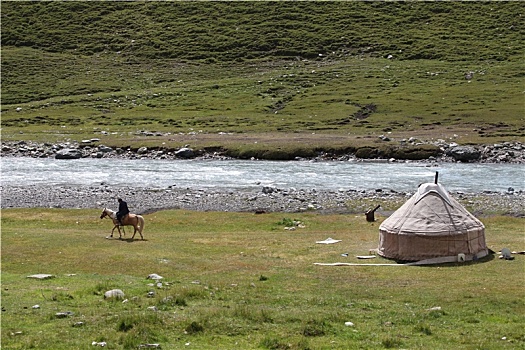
[2,1,522,61]
[1,1,524,149]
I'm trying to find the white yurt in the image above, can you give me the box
[378,175,488,263]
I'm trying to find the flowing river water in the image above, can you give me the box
[2,157,523,193]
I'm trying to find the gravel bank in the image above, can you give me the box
[1,184,523,217]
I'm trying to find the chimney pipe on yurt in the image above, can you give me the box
[377,173,489,265]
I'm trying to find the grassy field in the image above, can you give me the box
[1,3,524,347]
[1,208,524,349]
[1,1,524,156]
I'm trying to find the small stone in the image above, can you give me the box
[27,274,55,280]
[147,273,163,280]
[92,341,107,347]
[427,306,442,311]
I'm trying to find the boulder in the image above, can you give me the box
[175,147,195,158]
[147,273,163,280]
[262,186,277,194]
[104,289,125,299]
[446,146,481,162]
[98,145,114,153]
[55,148,82,159]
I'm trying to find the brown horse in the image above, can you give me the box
[100,208,145,240]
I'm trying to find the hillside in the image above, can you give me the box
[1,1,524,154]
[2,1,522,61]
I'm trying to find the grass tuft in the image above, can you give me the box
[382,337,403,349]
[259,337,291,350]
[185,321,204,334]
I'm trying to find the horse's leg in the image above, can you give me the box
[111,225,117,238]
[137,222,144,240]
[138,216,145,240]
[131,219,137,240]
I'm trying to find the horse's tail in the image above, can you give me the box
[137,215,145,233]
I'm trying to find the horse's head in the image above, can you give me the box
[100,208,108,219]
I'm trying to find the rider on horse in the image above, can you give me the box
[116,198,130,226]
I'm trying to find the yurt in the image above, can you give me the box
[378,175,488,263]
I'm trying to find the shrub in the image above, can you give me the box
[259,336,291,350]
[185,321,204,334]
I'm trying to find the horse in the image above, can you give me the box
[100,208,145,240]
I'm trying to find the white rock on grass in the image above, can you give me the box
[92,341,107,347]
[147,273,163,280]
[104,289,125,299]
[27,274,55,280]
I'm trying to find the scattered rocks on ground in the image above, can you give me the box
[1,183,523,217]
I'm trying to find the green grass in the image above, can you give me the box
[2,208,524,349]
[1,1,524,155]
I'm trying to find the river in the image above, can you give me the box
[1,157,523,193]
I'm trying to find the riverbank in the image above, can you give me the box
[2,183,523,217]
[2,140,525,163]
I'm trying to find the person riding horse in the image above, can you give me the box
[116,198,130,226]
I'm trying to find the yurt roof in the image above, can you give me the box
[379,182,485,236]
